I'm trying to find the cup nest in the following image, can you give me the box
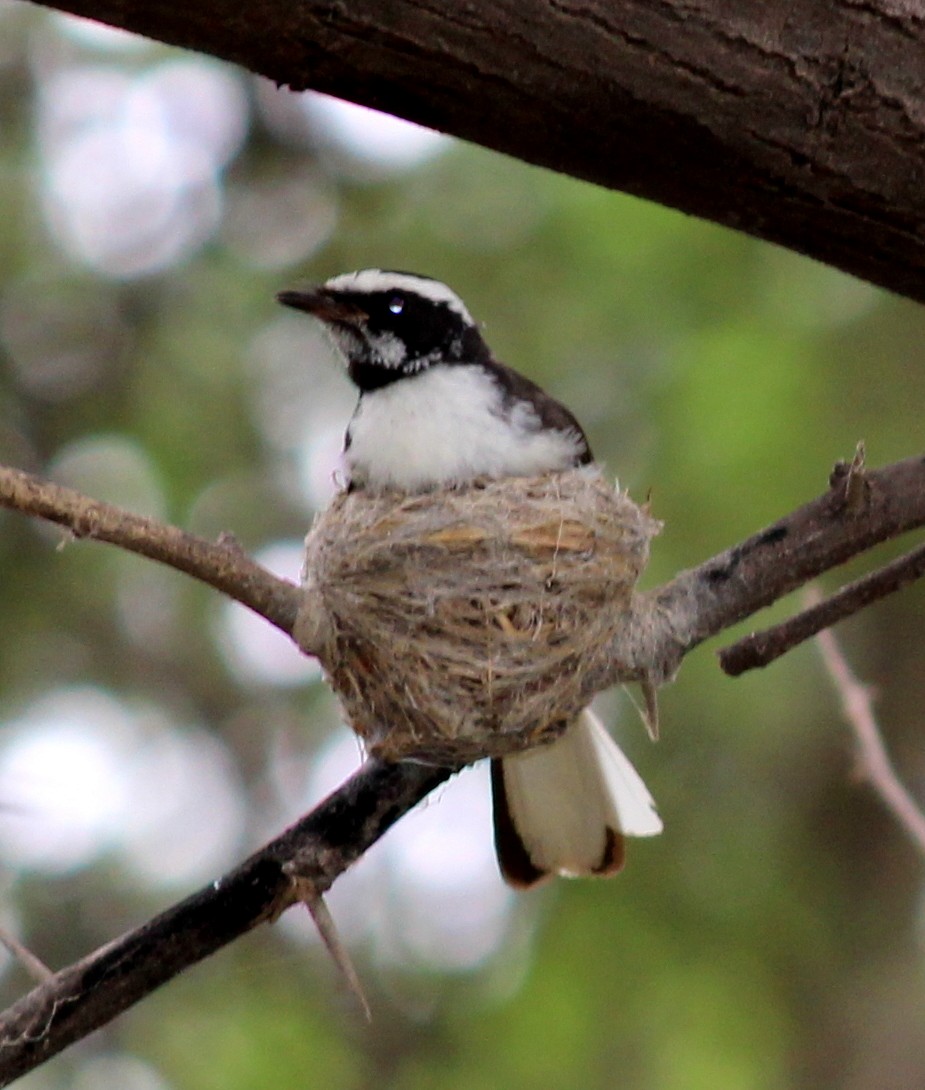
[299,467,661,765]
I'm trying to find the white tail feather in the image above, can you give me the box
[496,709,661,881]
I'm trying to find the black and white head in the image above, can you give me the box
[277,269,490,392]
[278,269,591,492]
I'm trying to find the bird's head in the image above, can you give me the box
[277,269,490,391]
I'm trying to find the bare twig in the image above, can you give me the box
[719,540,925,677]
[0,465,300,635]
[811,590,925,859]
[0,930,52,986]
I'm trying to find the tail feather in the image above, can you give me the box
[492,709,661,887]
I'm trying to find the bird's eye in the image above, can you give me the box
[388,295,404,315]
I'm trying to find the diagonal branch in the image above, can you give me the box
[0,759,450,1087]
[615,454,925,686]
[2,450,925,1079]
[0,465,301,635]
[719,539,925,677]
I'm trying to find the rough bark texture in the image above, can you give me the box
[27,0,925,303]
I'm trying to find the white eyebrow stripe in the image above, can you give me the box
[324,269,473,323]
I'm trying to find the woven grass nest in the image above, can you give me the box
[298,467,661,765]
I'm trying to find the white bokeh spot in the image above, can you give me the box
[37,58,248,277]
[217,541,322,686]
[0,687,246,884]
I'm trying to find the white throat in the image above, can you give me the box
[345,366,584,492]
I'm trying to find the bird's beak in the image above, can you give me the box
[276,288,367,325]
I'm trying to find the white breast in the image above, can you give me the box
[345,366,583,491]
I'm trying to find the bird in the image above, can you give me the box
[278,269,662,886]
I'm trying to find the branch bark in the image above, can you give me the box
[720,538,925,675]
[0,759,449,1087]
[25,0,925,305]
[2,451,925,1078]
[0,467,300,635]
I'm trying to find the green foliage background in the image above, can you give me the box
[1,8,925,1089]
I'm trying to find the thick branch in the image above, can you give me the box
[2,451,925,1078]
[603,454,925,686]
[25,0,925,304]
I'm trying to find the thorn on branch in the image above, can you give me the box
[286,872,371,1022]
[829,440,869,512]
[215,530,248,556]
[627,676,660,741]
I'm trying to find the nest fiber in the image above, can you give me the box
[300,468,660,765]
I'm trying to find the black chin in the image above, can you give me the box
[348,358,411,391]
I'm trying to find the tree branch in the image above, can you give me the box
[0,465,300,635]
[618,454,925,686]
[0,759,450,1087]
[2,450,925,1078]
[719,539,925,676]
[25,0,925,305]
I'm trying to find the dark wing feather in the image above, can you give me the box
[481,357,593,465]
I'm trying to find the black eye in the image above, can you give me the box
[388,295,404,315]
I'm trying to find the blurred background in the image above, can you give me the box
[1,5,924,1088]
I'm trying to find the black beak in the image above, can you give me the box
[276,288,367,324]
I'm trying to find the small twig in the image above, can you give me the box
[718,539,925,676]
[811,589,925,859]
[0,929,52,986]
[0,464,300,636]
